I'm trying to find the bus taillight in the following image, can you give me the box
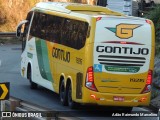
[141,70,152,93]
[96,17,102,21]
[146,70,152,85]
[146,19,152,24]
[85,66,98,92]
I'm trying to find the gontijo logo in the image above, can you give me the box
[106,24,142,39]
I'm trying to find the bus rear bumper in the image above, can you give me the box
[82,90,151,107]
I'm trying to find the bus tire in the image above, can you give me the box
[67,83,77,109]
[28,66,38,89]
[59,79,67,106]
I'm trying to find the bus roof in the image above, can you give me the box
[36,2,123,16]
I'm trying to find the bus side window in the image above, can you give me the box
[69,20,88,50]
[30,12,47,40]
[30,12,38,38]
[29,12,88,50]
[22,11,33,52]
[39,14,47,39]
[46,15,54,42]
[53,16,61,43]
[79,22,89,49]
[60,18,70,46]
[45,15,62,43]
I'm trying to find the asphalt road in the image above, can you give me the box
[0,44,159,120]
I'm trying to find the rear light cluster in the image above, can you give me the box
[146,19,152,24]
[141,70,152,93]
[138,96,147,102]
[85,66,98,92]
[96,17,102,21]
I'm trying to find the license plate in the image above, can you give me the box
[113,96,124,101]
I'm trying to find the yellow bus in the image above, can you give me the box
[16,2,155,111]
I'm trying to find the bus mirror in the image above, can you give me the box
[16,20,28,38]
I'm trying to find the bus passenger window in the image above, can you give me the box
[30,12,88,50]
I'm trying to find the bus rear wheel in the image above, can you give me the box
[67,83,77,109]
[28,67,37,89]
[59,79,67,106]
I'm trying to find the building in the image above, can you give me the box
[106,0,139,16]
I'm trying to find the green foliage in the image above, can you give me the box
[145,5,160,55]
[145,5,160,24]
[151,91,158,99]
[153,71,158,78]
[145,6,160,40]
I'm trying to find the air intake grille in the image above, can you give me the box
[98,55,146,67]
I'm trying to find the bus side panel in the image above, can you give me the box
[23,37,55,91]
[51,43,85,101]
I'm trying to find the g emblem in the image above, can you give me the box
[116,24,141,39]
[106,24,141,39]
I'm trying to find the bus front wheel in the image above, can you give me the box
[28,66,37,89]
